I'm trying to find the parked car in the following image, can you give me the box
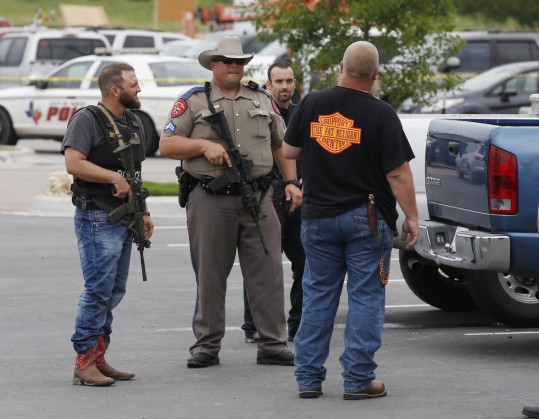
[86,28,190,51]
[445,31,539,78]
[162,38,204,59]
[0,53,211,155]
[244,40,288,85]
[0,28,111,88]
[398,61,539,114]
[168,23,274,60]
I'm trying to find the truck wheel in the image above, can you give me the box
[133,111,158,157]
[399,250,477,311]
[0,108,17,145]
[464,270,539,327]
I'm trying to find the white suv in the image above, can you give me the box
[0,28,111,88]
[88,28,189,51]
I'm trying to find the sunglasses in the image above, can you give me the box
[214,57,247,65]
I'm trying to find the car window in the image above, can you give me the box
[163,36,182,44]
[0,36,27,66]
[496,41,538,65]
[458,41,491,72]
[36,38,106,61]
[149,61,212,86]
[522,71,539,94]
[124,36,155,48]
[48,61,94,88]
[89,60,116,89]
[488,69,539,96]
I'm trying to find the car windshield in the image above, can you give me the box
[149,60,212,86]
[458,64,523,93]
[163,41,199,58]
[257,40,287,57]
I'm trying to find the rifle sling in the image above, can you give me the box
[97,105,125,146]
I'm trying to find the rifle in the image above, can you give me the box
[203,82,269,255]
[99,105,150,281]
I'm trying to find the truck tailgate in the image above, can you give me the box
[426,118,539,232]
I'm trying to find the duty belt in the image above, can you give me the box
[197,176,273,197]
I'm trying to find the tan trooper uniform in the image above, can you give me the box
[162,81,289,357]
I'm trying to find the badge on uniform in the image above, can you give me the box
[171,98,188,118]
[253,100,260,108]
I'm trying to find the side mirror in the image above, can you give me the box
[438,56,461,74]
[30,79,49,89]
[500,88,517,102]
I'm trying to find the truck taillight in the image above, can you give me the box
[488,146,518,215]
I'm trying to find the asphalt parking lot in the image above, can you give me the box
[1,140,538,419]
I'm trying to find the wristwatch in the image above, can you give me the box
[285,179,301,188]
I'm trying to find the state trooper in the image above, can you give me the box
[160,36,302,368]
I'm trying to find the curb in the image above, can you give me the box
[31,195,185,218]
[0,146,35,163]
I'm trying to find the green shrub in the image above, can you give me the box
[144,181,178,197]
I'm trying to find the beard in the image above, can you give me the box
[277,90,292,104]
[120,91,141,109]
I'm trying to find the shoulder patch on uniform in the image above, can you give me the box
[164,121,176,134]
[180,85,206,100]
[171,98,188,118]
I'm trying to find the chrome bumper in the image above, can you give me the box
[414,220,510,272]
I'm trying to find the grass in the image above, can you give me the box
[1,0,231,31]
[2,0,527,33]
[144,180,178,196]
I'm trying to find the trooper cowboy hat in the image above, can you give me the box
[198,35,254,70]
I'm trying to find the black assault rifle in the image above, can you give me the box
[203,84,269,255]
[107,137,151,281]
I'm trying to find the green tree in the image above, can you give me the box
[251,0,464,107]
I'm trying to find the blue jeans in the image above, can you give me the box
[294,204,393,392]
[71,208,132,354]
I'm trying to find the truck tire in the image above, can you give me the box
[133,111,158,157]
[464,270,539,327]
[399,250,477,311]
[0,108,17,145]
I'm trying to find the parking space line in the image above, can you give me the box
[465,331,539,336]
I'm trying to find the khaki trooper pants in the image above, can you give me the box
[186,185,288,357]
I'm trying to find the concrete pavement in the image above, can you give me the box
[1,143,536,419]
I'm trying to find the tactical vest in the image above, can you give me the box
[71,105,144,202]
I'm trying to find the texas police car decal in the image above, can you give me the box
[25,101,83,124]
[25,101,42,124]
[171,98,188,118]
[310,112,361,154]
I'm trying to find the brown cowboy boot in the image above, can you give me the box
[73,346,115,386]
[95,335,136,381]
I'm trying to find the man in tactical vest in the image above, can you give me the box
[160,36,302,368]
[61,63,154,386]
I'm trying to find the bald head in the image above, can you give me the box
[342,41,379,80]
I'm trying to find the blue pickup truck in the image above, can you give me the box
[405,116,539,327]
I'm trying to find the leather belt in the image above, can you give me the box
[197,176,273,197]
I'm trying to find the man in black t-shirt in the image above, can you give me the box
[283,41,419,400]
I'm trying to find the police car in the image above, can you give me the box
[0,53,212,155]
